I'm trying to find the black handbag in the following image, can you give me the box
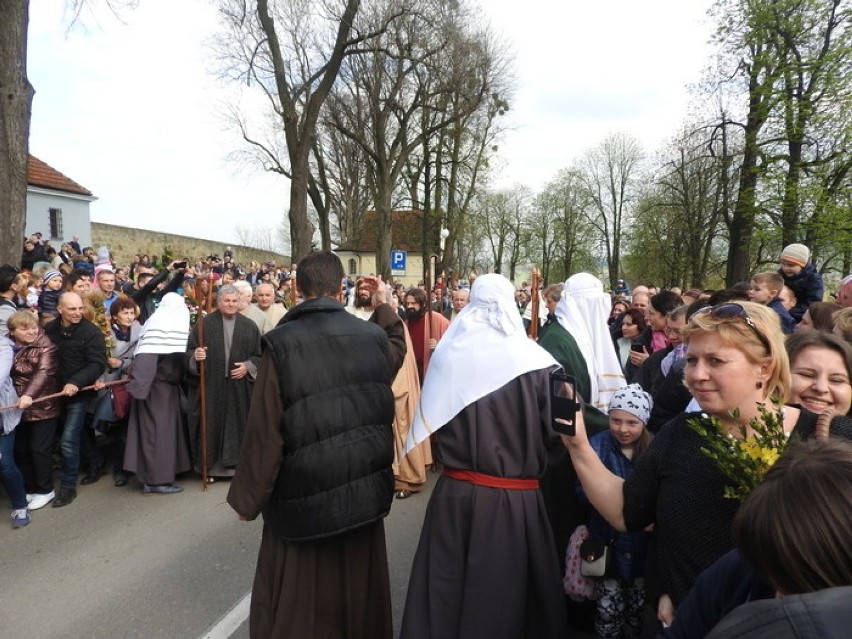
[579,539,612,577]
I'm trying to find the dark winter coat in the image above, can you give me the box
[11,330,61,421]
[20,245,47,271]
[262,296,396,542]
[768,297,796,334]
[637,344,673,395]
[38,289,62,318]
[779,262,824,322]
[44,317,106,403]
[659,550,773,639]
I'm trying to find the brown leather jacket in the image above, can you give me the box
[12,330,60,421]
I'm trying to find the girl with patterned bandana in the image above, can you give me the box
[579,384,653,638]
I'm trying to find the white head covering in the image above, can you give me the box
[404,273,557,453]
[555,273,625,412]
[134,292,190,356]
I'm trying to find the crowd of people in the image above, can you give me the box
[2,233,852,638]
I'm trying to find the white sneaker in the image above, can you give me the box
[27,491,55,511]
[26,493,34,503]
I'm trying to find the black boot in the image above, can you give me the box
[53,487,77,507]
[80,464,106,485]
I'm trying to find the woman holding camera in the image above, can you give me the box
[564,301,850,630]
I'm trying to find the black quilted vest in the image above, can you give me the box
[261,297,395,542]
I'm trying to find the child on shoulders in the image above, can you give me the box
[778,243,824,323]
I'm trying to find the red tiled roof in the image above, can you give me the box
[337,209,425,252]
[27,155,92,196]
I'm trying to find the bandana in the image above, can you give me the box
[608,383,653,425]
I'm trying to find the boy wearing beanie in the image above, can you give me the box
[777,243,824,323]
[38,270,64,321]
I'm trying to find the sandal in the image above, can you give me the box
[395,490,413,499]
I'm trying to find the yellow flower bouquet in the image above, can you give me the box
[688,399,794,501]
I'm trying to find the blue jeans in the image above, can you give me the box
[60,400,91,489]
[0,429,28,510]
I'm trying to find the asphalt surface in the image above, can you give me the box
[1,473,434,638]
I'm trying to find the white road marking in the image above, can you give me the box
[199,590,252,639]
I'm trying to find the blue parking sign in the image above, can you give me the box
[391,250,407,271]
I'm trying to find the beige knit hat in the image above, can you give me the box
[780,243,809,267]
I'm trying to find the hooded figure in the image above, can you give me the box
[401,273,570,639]
[555,273,626,413]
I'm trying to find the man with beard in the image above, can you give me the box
[403,287,449,382]
[349,276,431,499]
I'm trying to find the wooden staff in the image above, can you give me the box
[196,275,214,490]
[0,378,129,411]
[528,267,541,340]
[424,254,438,373]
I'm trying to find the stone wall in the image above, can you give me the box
[91,222,289,268]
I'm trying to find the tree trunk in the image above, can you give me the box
[780,142,802,247]
[726,52,772,286]
[255,0,360,262]
[0,0,33,267]
[288,149,315,259]
[728,143,760,286]
[375,192,393,280]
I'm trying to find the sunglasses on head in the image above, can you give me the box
[693,303,772,354]
[693,302,772,355]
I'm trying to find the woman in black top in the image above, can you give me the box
[564,301,826,629]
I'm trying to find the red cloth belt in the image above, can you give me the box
[442,467,540,491]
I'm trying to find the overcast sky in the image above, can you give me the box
[28,0,713,249]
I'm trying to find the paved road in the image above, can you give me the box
[1,473,434,639]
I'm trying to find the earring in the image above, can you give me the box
[755,381,763,389]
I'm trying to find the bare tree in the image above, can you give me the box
[531,169,595,283]
[473,184,529,278]
[578,133,644,288]
[474,189,512,274]
[327,0,494,278]
[311,119,371,248]
[216,0,395,261]
[233,224,284,252]
[426,88,510,277]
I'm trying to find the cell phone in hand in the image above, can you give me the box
[630,343,645,353]
[550,370,580,436]
[174,261,188,269]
